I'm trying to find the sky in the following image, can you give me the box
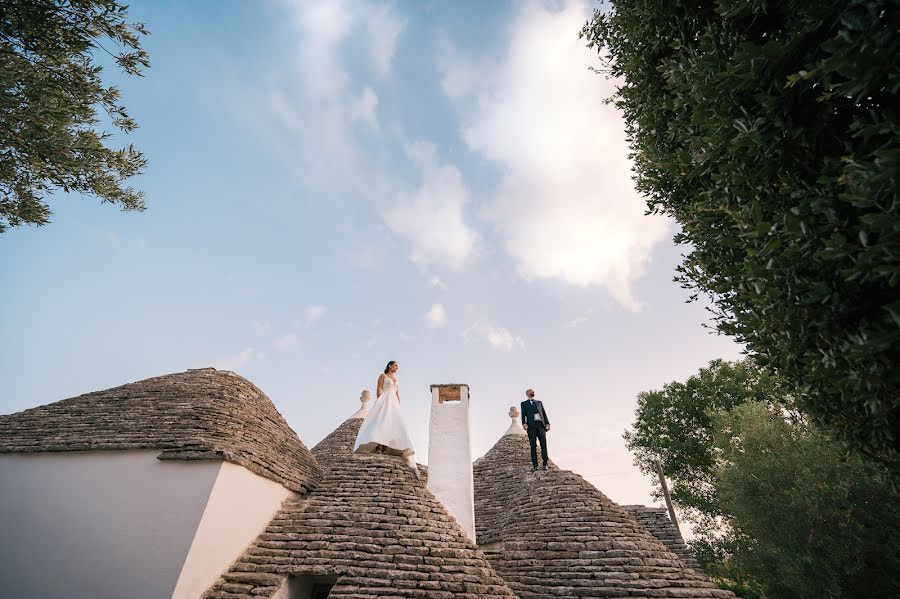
[0,0,743,508]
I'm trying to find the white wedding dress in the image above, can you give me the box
[353,375,418,476]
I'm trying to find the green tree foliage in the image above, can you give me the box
[712,403,900,598]
[626,359,900,598]
[0,0,149,231]
[583,0,900,464]
[624,359,788,519]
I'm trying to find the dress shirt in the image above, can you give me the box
[530,399,543,422]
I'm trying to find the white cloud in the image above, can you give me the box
[566,315,590,328]
[363,3,406,76]
[274,333,300,350]
[214,347,263,371]
[424,303,447,328]
[305,305,328,324]
[255,1,405,193]
[282,0,403,94]
[350,86,379,130]
[436,37,479,100]
[252,320,272,335]
[428,275,448,290]
[566,309,593,328]
[383,141,479,269]
[462,321,525,352]
[452,1,670,311]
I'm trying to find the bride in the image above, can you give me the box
[353,360,418,475]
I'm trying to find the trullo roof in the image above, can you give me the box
[622,505,706,573]
[473,428,733,598]
[205,422,517,598]
[0,368,322,493]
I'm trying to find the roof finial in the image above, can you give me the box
[504,405,526,436]
[350,389,370,419]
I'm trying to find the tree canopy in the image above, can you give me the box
[712,402,900,598]
[624,359,789,520]
[584,0,900,465]
[626,359,900,598]
[0,0,149,232]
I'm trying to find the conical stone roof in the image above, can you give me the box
[474,430,733,598]
[311,416,363,468]
[311,399,429,480]
[474,430,559,544]
[622,505,705,573]
[204,452,516,598]
[0,368,322,493]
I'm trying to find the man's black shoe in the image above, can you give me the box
[531,465,538,472]
[542,463,549,470]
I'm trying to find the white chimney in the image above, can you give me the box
[427,384,476,544]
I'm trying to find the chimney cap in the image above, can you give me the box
[431,384,470,403]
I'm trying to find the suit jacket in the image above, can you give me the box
[520,399,550,428]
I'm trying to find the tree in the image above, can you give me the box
[624,359,791,525]
[583,0,900,465]
[712,402,900,598]
[626,359,900,598]
[0,0,149,232]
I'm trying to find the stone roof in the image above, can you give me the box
[205,452,516,598]
[311,416,364,468]
[474,431,733,598]
[312,409,429,481]
[0,368,322,493]
[622,505,705,573]
[473,431,559,544]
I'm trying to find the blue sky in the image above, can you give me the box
[0,0,743,506]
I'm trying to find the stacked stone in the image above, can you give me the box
[622,505,705,574]
[204,453,517,598]
[312,415,429,482]
[0,368,322,493]
[311,417,363,468]
[474,432,733,598]
[474,432,558,544]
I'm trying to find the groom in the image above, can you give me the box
[521,388,550,471]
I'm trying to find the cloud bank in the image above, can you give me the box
[383,142,479,269]
[443,1,669,310]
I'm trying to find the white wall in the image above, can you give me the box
[427,385,476,543]
[172,460,293,599]
[0,451,220,599]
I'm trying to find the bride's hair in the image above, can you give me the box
[384,360,397,374]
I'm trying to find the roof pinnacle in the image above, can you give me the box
[349,389,370,419]
[504,405,526,436]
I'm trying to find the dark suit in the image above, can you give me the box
[520,398,550,468]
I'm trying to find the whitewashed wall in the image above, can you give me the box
[0,450,220,599]
[0,451,293,599]
[172,460,293,598]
